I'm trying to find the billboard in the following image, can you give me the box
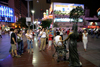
[0,5,14,22]
[53,3,84,16]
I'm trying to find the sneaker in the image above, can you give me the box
[15,55,21,58]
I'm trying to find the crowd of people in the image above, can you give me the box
[0,26,100,67]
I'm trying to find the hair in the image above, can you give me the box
[56,32,60,35]
[18,30,21,34]
[84,29,87,32]
[10,28,14,31]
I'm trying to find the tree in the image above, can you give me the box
[16,17,36,29]
[70,6,84,24]
[16,17,27,28]
[41,19,52,28]
[54,22,58,27]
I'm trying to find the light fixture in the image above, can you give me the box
[37,0,39,3]
[31,10,35,14]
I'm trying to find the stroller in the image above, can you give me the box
[52,40,68,62]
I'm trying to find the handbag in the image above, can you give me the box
[17,36,21,42]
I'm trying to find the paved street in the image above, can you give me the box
[0,34,99,67]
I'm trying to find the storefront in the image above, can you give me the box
[87,20,100,29]
[0,5,15,29]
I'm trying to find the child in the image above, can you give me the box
[48,32,53,50]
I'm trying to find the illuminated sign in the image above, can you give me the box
[98,11,100,16]
[53,3,84,16]
[46,9,48,15]
[0,5,14,22]
[54,18,83,22]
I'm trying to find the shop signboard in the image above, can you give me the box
[0,5,14,22]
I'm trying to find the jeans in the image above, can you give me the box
[27,40,33,49]
[18,40,24,55]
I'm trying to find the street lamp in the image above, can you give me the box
[31,10,35,31]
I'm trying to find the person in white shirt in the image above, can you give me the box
[25,30,34,53]
[54,32,63,47]
[39,28,46,51]
[82,30,88,51]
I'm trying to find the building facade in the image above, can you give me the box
[0,0,27,28]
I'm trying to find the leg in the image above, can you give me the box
[30,40,33,53]
[0,35,2,38]
[83,39,87,51]
[11,49,14,57]
[21,40,24,54]
[27,40,30,53]
[43,38,46,50]
[9,46,12,53]
[48,40,52,50]
[18,43,21,55]
[40,38,43,51]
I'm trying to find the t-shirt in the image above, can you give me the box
[60,31,63,35]
[54,35,62,46]
[25,33,33,40]
[11,33,16,44]
[83,33,88,39]
[49,34,52,40]
[67,30,70,35]
[40,31,46,38]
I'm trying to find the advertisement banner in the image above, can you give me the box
[53,2,84,16]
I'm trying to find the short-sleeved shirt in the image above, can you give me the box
[11,33,16,44]
[49,34,52,40]
[54,35,62,46]
[83,33,88,39]
[40,31,46,38]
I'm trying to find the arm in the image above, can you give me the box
[12,37,16,44]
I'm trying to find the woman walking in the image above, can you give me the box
[25,30,33,53]
[82,30,88,52]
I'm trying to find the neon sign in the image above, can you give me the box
[0,5,14,22]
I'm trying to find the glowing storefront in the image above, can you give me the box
[0,5,14,28]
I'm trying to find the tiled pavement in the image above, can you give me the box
[0,34,99,67]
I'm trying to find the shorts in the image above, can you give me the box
[11,44,17,50]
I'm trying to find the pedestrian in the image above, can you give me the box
[82,30,88,51]
[39,28,46,51]
[9,28,14,53]
[17,30,24,55]
[25,30,34,53]
[11,29,21,57]
[47,32,53,50]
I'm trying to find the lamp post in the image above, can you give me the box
[25,0,32,31]
[31,10,35,31]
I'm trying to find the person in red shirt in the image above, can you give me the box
[48,32,53,50]
[67,29,70,35]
